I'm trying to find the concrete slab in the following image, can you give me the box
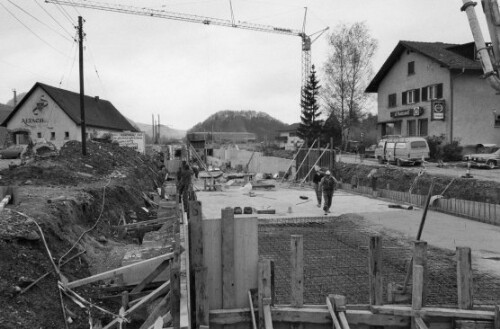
[196,186,401,219]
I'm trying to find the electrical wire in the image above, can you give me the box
[85,42,108,98]
[34,0,75,39]
[57,178,112,268]
[59,40,78,86]
[7,0,73,42]
[53,3,76,26]
[0,2,72,59]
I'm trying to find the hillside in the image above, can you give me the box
[189,110,289,141]
[134,122,186,140]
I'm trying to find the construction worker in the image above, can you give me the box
[312,165,324,207]
[177,162,193,209]
[319,170,339,214]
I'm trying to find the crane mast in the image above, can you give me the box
[46,0,326,88]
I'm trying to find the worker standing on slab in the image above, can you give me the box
[312,165,324,208]
[178,162,193,209]
[319,170,339,214]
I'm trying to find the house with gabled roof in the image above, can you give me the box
[2,82,139,149]
[276,123,304,150]
[365,41,500,147]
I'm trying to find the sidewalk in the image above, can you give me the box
[359,208,500,275]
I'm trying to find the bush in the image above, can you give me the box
[426,135,445,160]
[442,140,463,161]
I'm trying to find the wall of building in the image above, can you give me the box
[279,131,304,150]
[7,87,80,149]
[453,72,500,146]
[377,50,451,139]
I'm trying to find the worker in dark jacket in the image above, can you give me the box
[319,170,340,214]
[312,166,324,208]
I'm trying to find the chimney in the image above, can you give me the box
[13,89,17,107]
[94,96,99,102]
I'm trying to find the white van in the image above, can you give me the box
[375,136,430,166]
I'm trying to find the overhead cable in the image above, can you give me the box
[34,0,74,39]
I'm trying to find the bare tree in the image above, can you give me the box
[322,22,377,149]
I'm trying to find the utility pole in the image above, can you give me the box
[78,16,87,155]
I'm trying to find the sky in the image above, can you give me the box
[0,0,491,130]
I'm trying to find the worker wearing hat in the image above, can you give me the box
[312,165,324,208]
[319,169,339,214]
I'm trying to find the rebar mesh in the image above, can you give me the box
[258,216,500,306]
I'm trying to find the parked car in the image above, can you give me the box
[364,144,377,158]
[375,136,430,166]
[0,145,26,159]
[463,145,500,169]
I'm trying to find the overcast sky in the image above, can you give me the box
[0,0,490,130]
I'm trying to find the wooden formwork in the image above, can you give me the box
[182,202,500,329]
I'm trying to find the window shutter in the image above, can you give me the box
[421,87,428,101]
[402,92,407,105]
[388,94,391,108]
[414,89,420,103]
[437,83,443,98]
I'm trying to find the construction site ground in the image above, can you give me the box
[196,182,500,306]
[1,142,499,329]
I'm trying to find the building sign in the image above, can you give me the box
[390,106,424,118]
[22,95,49,127]
[431,99,445,120]
[110,132,146,154]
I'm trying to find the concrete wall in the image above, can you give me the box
[377,50,451,139]
[212,148,292,173]
[453,72,500,145]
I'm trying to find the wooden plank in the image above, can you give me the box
[131,259,171,294]
[147,313,172,329]
[457,247,473,310]
[494,305,499,329]
[189,200,204,329]
[412,265,424,311]
[368,235,383,306]
[326,296,343,329]
[414,317,428,329]
[263,303,274,329]
[195,266,209,328]
[370,305,495,320]
[413,241,428,306]
[222,207,236,309]
[139,291,171,329]
[258,260,272,329]
[67,253,174,289]
[170,262,181,329]
[102,280,170,329]
[234,217,258,308]
[202,219,222,309]
[290,235,304,308]
[455,320,494,329]
[249,291,258,329]
[179,222,190,329]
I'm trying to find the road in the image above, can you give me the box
[337,153,500,183]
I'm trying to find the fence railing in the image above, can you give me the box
[340,183,500,226]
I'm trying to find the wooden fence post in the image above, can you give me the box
[189,201,204,329]
[222,207,236,309]
[457,247,473,309]
[290,235,304,308]
[494,305,500,329]
[368,235,383,306]
[413,241,427,306]
[195,266,209,328]
[258,260,273,329]
[170,263,180,329]
[412,265,424,329]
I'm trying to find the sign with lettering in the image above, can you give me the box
[432,100,445,120]
[390,107,424,118]
[110,132,145,154]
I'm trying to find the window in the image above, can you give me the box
[494,113,500,127]
[407,120,416,136]
[395,142,406,149]
[422,83,443,101]
[65,131,69,139]
[394,121,402,135]
[50,132,55,140]
[388,93,397,108]
[402,89,420,105]
[408,61,415,75]
[411,141,428,149]
[386,142,395,149]
[418,119,428,136]
[37,132,42,138]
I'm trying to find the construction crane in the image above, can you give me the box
[461,0,500,92]
[46,0,329,89]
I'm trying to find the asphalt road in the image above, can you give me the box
[337,153,500,183]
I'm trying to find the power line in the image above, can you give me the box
[53,2,76,26]
[59,41,78,86]
[34,0,74,39]
[7,0,73,42]
[85,42,108,98]
[0,2,72,59]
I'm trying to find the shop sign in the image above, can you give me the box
[390,107,424,118]
[432,99,445,120]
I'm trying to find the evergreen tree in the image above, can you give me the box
[297,65,323,146]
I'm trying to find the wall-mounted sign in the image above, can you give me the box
[432,99,445,120]
[390,106,424,118]
[33,95,48,116]
[110,132,146,154]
